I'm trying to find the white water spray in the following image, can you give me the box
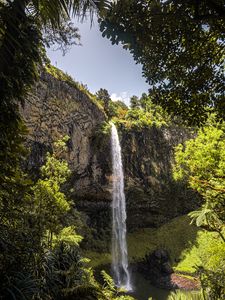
[111,123,132,291]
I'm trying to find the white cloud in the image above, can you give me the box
[111,93,122,102]
[110,92,130,106]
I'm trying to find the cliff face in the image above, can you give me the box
[121,126,199,229]
[23,72,107,189]
[22,73,199,237]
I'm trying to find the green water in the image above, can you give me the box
[129,272,171,300]
[129,272,198,300]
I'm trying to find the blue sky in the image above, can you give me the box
[46,17,149,105]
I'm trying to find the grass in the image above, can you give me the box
[168,289,204,300]
[128,227,158,261]
[84,214,223,276]
[83,251,111,268]
[128,215,199,270]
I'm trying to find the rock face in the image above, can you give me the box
[121,126,200,229]
[22,72,200,239]
[22,72,107,188]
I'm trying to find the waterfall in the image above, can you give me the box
[111,123,132,291]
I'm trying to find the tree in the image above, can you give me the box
[130,95,140,109]
[139,93,149,111]
[96,88,111,114]
[0,136,83,299]
[0,136,120,299]
[43,20,81,56]
[173,116,225,240]
[99,0,225,125]
[173,115,225,299]
[30,136,83,249]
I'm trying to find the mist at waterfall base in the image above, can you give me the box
[111,123,132,291]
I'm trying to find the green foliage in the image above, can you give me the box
[173,117,225,238]
[95,88,129,119]
[199,267,225,300]
[100,271,134,300]
[1,272,38,300]
[45,64,80,88]
[39,243,94,299]
[95,121,112,136]
[0,1,43,201]
[193,232,225,300]
[130,95,139,109]
[125,107,168,128]
[0,137,91,299]
[168,289,204,300]
[174,230,224,274]
[52,226,83,247]
[96,88,111,115]
[99,0,225,125]
[113,94,171,130]
[173,117,225,298]
[109,100,129,119]
[30,136,83,251]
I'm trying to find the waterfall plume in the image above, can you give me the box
[111,123,132,291]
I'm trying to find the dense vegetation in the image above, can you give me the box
[0,135,135,299]
[173,115,225,299]
[1,0,225,299]
[99,0,225,125]
[95,90,171,130]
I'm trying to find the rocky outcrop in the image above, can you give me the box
[138,249,174,289]
[22,72,107,190]
[137,249,200,290]
[121,126,200,229]
[22,72,200,241]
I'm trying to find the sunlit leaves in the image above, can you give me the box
[173,116,225,298]
[173,116,225,238]
[30,137,77,248]
[52,226,83,246]
[99,0,225,125]
[113,93,170,129]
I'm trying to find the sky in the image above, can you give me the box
[46,17,149,105]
